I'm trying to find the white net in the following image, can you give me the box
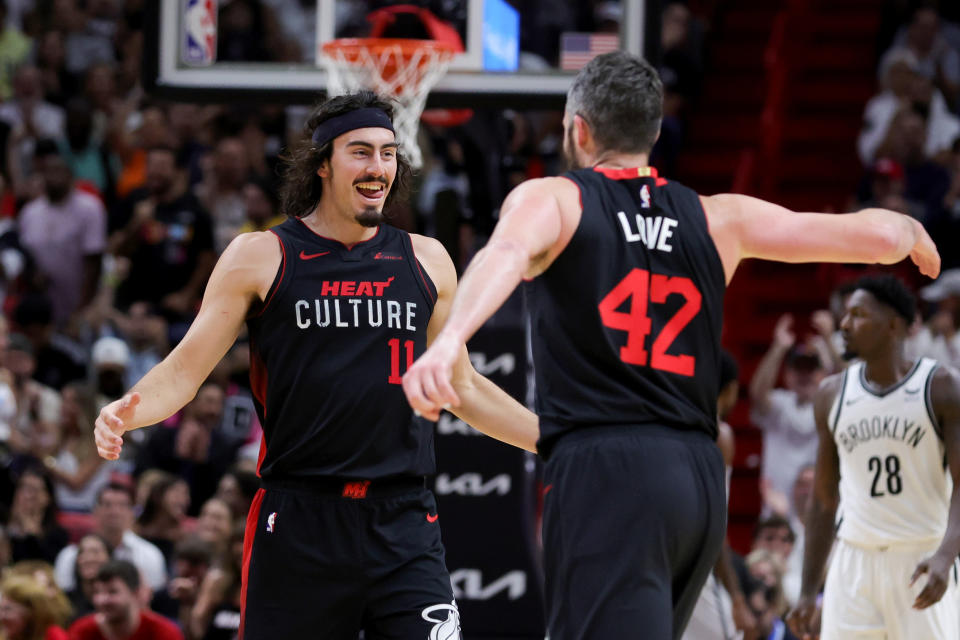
[320,39,455,168]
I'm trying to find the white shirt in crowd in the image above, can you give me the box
[0,382,16,442]
[906,326,960,370]
[54,529,167,591]
[857,88,960,165]
[18,189,107,325]
[782,514,805,608]
[53,452,116,513]
[751,389,819,499]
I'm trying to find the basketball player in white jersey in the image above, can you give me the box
[788,275,960,640]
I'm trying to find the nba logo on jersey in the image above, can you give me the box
[639,184,651,208]
[266,512,276,533]
[182,0,217,66]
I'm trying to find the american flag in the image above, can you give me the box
[560,33,621,71]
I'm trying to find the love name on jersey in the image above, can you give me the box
[293,277,418,331]
[836,414,927,453]
[617,211,678,252]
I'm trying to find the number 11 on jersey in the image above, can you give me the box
[388,338,414,384]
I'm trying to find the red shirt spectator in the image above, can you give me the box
[67,560,183,640]
[67,610,181,640]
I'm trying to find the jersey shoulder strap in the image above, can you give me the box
[919,357,942,438]
[829,365,856,436]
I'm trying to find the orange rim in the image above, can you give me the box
[321,38,456,66]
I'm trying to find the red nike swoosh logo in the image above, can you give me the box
[300,250,330,260]
[426,513,439,523]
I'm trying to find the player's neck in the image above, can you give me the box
[590,151,651,170]
[302,206,378,246]
[861,347,913,390]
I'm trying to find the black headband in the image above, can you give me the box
[311,108,395,148]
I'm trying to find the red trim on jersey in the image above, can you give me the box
[408,236,437,304]
[238,488,265,640]
[249,348,269,475]
[594,166,668,186]
[250,230,287,319]
[296,218,381,250]
[249,349,268,416]
[255,437,267,477]
[557,175,583,210]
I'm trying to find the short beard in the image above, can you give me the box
[841,348,858,361]
[356,207,384,227]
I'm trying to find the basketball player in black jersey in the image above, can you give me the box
[93,92,538,639]
[403,52,941,639]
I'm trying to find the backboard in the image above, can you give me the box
[146,0,650,109]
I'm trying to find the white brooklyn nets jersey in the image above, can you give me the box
[831,357,951,548]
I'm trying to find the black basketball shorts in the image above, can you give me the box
[541,425,726,640]
[239,476,461,640]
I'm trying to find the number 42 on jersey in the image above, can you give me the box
[598,268,702,377]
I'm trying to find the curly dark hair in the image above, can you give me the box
[278,91,413,218]
[852,274,916,323]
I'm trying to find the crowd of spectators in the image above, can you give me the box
[856,3,960,271]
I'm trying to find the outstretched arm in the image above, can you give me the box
[403,177,578,419]
[702,194,941,284]
[911,366,960,609]
[94,232,279,459]
[407,235,538,451]
[788,374,842,640]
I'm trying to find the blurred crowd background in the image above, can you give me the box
[0,0,953,639]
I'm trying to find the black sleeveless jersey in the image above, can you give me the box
[246,218,438,479]
[528,167,725,450]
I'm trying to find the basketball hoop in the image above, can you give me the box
[320,38,456,168]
